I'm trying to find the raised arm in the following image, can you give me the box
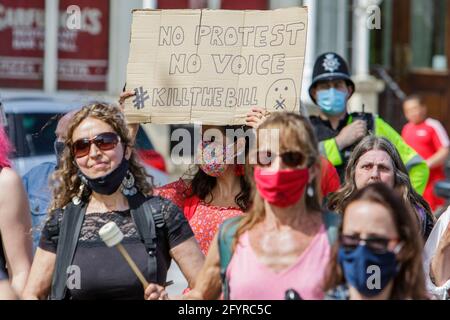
[0,167,33,295]
[119,90,139,142]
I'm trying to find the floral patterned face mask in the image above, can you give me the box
[197,140,236,177]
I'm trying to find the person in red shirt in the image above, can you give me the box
[402,95,450,211]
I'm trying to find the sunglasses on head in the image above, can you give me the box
[340,234,399,254]
[72,132,120,158]
[256,150,306,168]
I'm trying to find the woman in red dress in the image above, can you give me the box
[156,123,253,255]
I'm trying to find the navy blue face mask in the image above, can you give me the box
[338,244,401,297]
[79,158,129,195]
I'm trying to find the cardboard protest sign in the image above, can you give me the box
[124,7,308,125]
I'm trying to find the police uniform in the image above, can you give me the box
[308,52,429,195]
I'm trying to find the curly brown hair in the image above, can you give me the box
[49,103,153,211]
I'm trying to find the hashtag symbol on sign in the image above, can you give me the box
[133,87,149,109]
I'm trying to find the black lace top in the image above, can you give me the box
[39,199,194,300]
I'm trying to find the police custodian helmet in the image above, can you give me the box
[308,52,355,103]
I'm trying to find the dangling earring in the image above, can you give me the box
[122,170,137,196]
[307,184,314,197]
[79,174,88,186]
[72,174,88,205]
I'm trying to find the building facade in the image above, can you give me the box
[1,0,449,132]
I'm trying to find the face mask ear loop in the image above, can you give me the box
[392,242,404,273]
[392,242,404,255]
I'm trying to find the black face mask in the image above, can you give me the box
[54,140,65,167]
[79,158,129,195]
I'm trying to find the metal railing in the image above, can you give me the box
[372,65,406,101]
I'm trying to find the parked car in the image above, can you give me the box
[1,94,168,186]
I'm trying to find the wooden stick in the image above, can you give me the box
[115,243,149,289]
[164,280,174,287]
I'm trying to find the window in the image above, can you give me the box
[410,0,447,71]
[11,113,58,157]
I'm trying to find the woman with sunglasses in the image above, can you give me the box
[327,136,434,240]
[23,103,204,300]
[155,112,337,300]
[0,112,33,298]
[120,90,339,261]
[324,183,428,300]
[120,90,253,258]
[155,124,252,256]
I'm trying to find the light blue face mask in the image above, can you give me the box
[316,88,348,116]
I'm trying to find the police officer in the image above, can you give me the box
[308,52,429,195]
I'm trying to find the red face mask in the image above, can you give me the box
[254,166,310,208]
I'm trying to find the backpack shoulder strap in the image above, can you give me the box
[146,196,165,228]
[50,202,86,300]
[218,216,243,300]
[129,194,165,284]
[321,211,341,245]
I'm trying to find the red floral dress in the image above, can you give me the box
[155,179,243,255]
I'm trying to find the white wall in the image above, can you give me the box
[315,0,348,59]
[108,0,144,96]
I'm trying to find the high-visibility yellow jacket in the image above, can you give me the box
[311,114,429,195]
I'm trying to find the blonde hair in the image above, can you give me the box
[49,103,152,211]
[232,112,322,248]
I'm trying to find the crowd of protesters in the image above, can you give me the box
[0,52,449,300]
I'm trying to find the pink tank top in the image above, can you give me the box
[226,224,330,300]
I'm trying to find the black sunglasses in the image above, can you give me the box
[72,132,120,158]
[256,150,306,168]
[340,234,398,254]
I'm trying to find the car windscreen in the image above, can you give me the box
[9,113,59,158]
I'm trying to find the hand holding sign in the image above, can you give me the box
[118,90,139,141]
[124,7,308,125]
[245,107,271,129]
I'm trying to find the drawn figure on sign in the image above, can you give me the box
[265,79,297,111]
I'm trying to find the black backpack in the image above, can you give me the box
[48,193,165,300]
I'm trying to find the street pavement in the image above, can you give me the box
[166,262,188,296]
